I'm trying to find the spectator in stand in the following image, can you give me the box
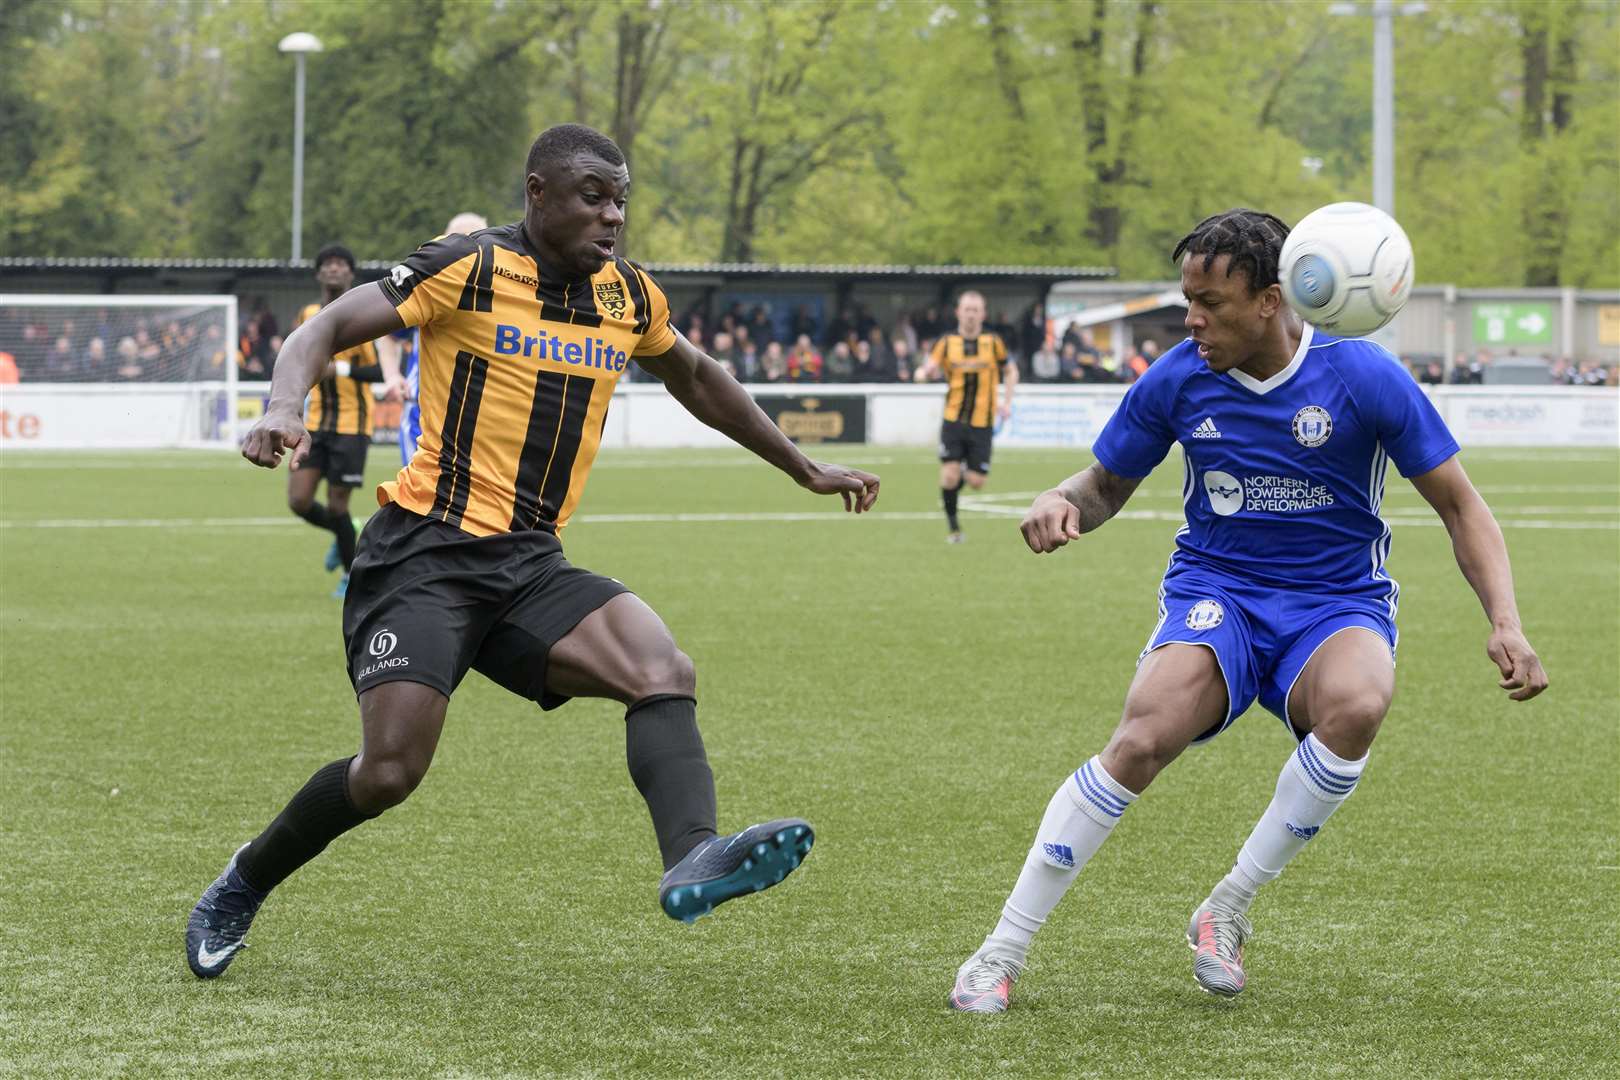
[84,337,108,377]
[47,335,78,380]
[115,336,143,380]
[1577,359,1609,386]
[790,305,819,343]
[787,334,823,382]
[733,325,759,381]
[1127,344,1166,386]
[1418,360,1444,385]
[825,341,854,382]
[860,328,896,382]
[1549,357,1578,385]
[1019,303,1048,370]
[748,305,775,346]
[710,331,739,379]
[825,306,855,349]
[893,313,918,356]
[239,320,271,378]
[1450,351,1486,384]
[760,341,787,383]
[1030,340,1060,382]
[891,338,915,383]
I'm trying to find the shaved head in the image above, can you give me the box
[445,212,487,235]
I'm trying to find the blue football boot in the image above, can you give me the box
[659,819,814,923]
[331,573,349,599]
[323,540,341,573]
[185,844,268,979]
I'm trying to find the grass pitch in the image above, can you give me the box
[2,444,1616,1078]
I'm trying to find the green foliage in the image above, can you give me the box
[2,0,1615,284]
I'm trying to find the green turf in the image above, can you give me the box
[2,445,1616,1078]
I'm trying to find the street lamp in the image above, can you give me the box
[1330,1,1425,356]
[277,31,323,264]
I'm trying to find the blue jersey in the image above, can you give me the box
[1091,325,1458,604]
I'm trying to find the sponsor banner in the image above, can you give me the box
[1436,391,1618,447]
[753,394,867,443]
[1600,305,1620,348]
[1,385,218,447]
[995,391,1126,448]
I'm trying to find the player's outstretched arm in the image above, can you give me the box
[637,333,879,512]
[1021,462,1142,553]
[241,284,405,470]
[1411,456,1548,702]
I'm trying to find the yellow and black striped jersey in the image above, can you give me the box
[377,223,675,537]
[933,332,1010,428]
[297,302,383,436]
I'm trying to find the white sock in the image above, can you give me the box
[982,756,1137,964]
[1214,732,1368,914]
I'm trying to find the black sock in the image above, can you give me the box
[332,510,357,570]
[942,483,962,531]
[294,499,330,529]
[236,757,376,893]
[625,695,718,870]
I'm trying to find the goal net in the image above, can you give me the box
[0,294,239,448]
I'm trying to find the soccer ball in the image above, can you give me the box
[1278,202,1413,337]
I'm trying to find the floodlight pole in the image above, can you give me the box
[278,33,324,264]
[1372,0,1395,216]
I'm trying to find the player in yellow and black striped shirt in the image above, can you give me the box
[921,291,1017,542]
[188,125,881,979]
[285,244,402,594]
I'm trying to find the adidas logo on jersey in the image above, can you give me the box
[1191,417,1222,438]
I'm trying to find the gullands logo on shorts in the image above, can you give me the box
[359,627,409,681]
[495,324,628,372]
[1186,599,1225,630]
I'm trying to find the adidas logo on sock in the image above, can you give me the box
[1192,417,1222,438]
[1041,842,1076,867]
[1284,822,1320,840]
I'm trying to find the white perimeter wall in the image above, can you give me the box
[1,381,1614,449]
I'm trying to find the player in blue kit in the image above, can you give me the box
[948,209,1548,1013]
[396,212,487,466]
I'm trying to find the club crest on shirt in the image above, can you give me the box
[1185,599,1225,630]
[594,280,627,318]
[1292,405,1333,448]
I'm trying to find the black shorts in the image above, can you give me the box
[939,420,994,474]
[299,432,369,488]
[341,503,630,710]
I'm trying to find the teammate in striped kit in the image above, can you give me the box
[948,208,1548,1013]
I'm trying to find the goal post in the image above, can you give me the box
[0,293,240,448]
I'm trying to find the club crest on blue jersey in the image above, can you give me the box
[1185,599,1225,630]
[1292,405,1333,448]
[1203,470,1244,516]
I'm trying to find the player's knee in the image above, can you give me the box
[965,472,986,489]
[288,493,313,515]
[1311,689,1388,756]
[1106,718,1186,781]
[631,645,696,700]
[351,753,427,811]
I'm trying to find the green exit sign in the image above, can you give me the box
[1474,303,1553,346]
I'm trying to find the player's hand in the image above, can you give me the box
[801,462,880,513]
[1486,625,1548,702]
[241,408,310,470]
[997,402,1012,422]
[1021,489,1081,553]
[382,375,408,403]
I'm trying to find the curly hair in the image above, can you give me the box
[1171,209,1291,293]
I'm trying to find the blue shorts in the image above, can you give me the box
[1140,569,1397,744]
[399,400,422,465]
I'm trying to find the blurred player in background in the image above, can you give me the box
[395,212,489,466]
[948,208,1547,1013]
[186,124,880,981]
[288,244,403,597]
[919,291,1016,542]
